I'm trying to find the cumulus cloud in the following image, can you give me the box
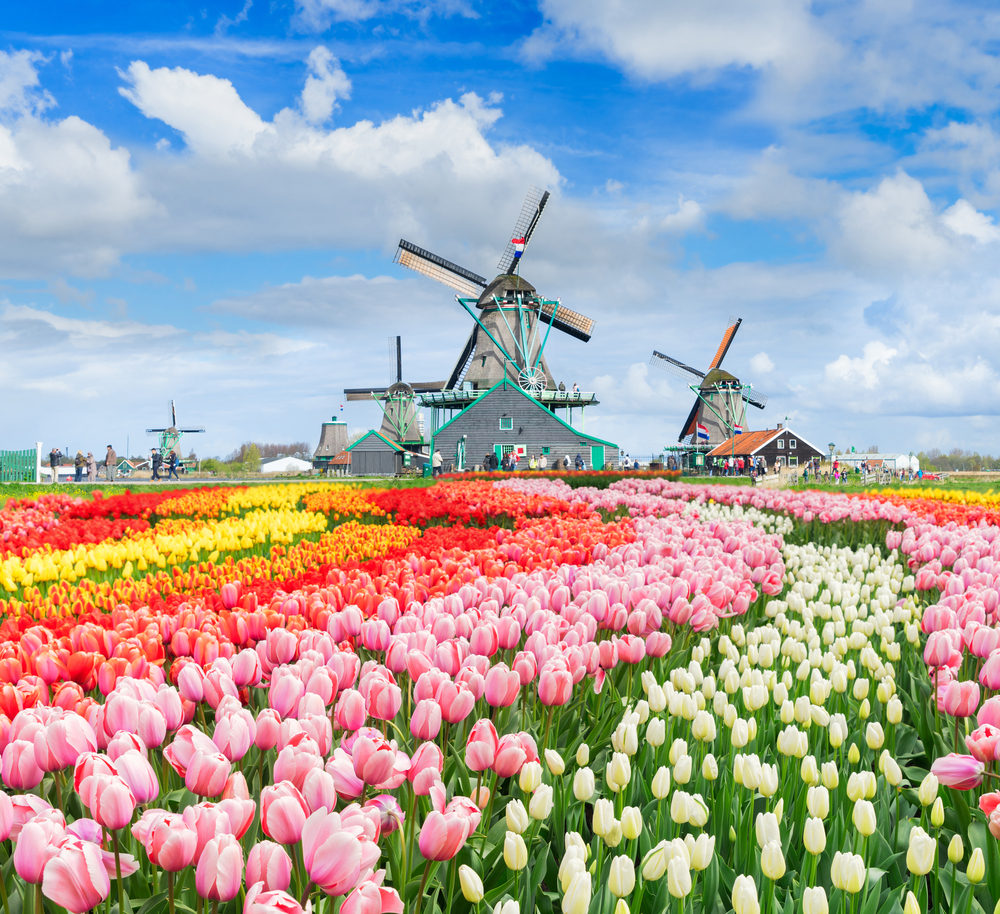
[292,0,475,31]
[749,352,774,375]
[299,46,351,124]
[825,340,898,390]
[660,196,705,234]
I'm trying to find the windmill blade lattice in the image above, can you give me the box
[650,350,706,385]
[497,187,550,274]
[394,240,487,298]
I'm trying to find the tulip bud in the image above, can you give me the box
[544,749,565,776]
[646,717,666,748]
[674,755,692,785]
[865,722,884,750]
[608,856,635,897]
[803,887,828,914]
[887,697,903,724]
[576,744,589,766]
[667,857,692,899]
[702,754,718,781]
[800,756,819,785]
[573,767,595,802]
[883,754,902,787]
[848,743,861,764]
[614,901,629,914]
[604,819,623,848]
[931,798,945,828]
[948,835,964,864]
[852,800,876,837]
[967,847,985,884]
[821,761,838,789]
[460,865,484,903]
[906,826,935,876]
[504,831,528,870]
[641,842,668,881]
[652,766,671,799]
[761,840,786,881]
[918,773,938,807]
[804,817,826,855]
[563,871,591,914]
[592,799,614,837]
[506,800,529,835]
[807,785,829,820]
[859,699,870,720]
[691,833,714,870]
[529,785,554,821]
[519,761,542,793]
[903,892,919,914]
[621,806,642,841]
[606,753,631,792]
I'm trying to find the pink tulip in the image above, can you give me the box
[0,790,12,842]
[182,803,235,862]
[203,669,238,711]
[255,709,281,751]
[42,837,111,914]
[185,749,232,798]
[435,681,476,723]
[943,680,980,718]
[931,753,985,790]
[979,695,1000,728]
[273,741,323,791]
[244,883,304,914]
[14,816,66,883]
[196,834,244,901]
[538,668,572,706]
[37,714,98,772]
[361,620,391,652]
[233,649,263,688]
[178,664,206,703]
[2,739,43,789]
[980,791,1000,818]
[492,733,527,778]
[364,795,404,835]
[616,634,646,664]
[967,724,1000,763]
[512,651,537,684]
[410,700,442,741]
[465,719,499,772]
[107,732,146,761]
[269,673,305,720]
[221,583,239,609]
[246,840,293,892]
[336,690,367,731]
[78,773,136,830]
[142,812,198,871]
[153,686,185,732]
[341,877,404,914]
[261,782,310,845]
[352,736,397,785]
[971,626,1000,658]
[9,794,54,841]
[214,712,255,762]
[980,650,1000,690]
[301,768,339,815]
[408,742,444,795]
[326,749,365,800]
[645,631,672,657]
[418,810,471,861]
[164,725,217,777]
[484,664,520,708]
[114,750,159,804]
[470,623,499,658]
[497,616,521,650]
[301,809,370,897]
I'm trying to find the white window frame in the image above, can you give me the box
[777,439,785,449]
[790,439,797,449]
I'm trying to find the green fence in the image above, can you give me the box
[0,448,36,483]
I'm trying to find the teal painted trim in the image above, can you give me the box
[346,430,405,453]
[457,298,513,362]
[429,378,618,450]
[536,302,556,369]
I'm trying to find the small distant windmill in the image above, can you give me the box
[146,400,205,465]
[392,186,595,396]
[650,317,768,447]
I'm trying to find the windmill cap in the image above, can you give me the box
[477,274,537,307]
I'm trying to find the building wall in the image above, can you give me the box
[432,386,616,471]
[696,387,750,448]
[753,431,823,468]
[349,438,401,476]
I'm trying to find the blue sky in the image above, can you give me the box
[4,0,1000,459]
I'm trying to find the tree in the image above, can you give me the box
[244,443,261,474]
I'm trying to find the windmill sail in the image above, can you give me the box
[650,350,706,384]
[536,299,594,343]
[394,240,487,298]
[446,325,480,390]
[498,187,550,274]
[708,317,742,369]
[743,387,768,409]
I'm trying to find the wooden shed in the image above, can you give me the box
[431,380,617,472]
[347,431,404,477]
[708,425,824,470]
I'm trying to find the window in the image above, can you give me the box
[499,417,513,430]
[541,447,550,455]
[790,439,797,449]
[789,456,798,467]
[777,439,785,449]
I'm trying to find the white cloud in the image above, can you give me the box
[660,196,705,234]
[299,46,351,124]
[825,340,898,390]
[215,0,253,36]
[941,198,1000,245]
[749,352,774,375]
[0,50,53,116]
[292,0,475,30]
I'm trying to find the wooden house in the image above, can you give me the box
[347,431,404,477]
[430,380,618,472]
[707,424,824,470]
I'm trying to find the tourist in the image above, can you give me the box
[528,454,537,470]
[48,446,62,484]
[572,382,579,393]
[151,448,163,481]
[86,451,97,483]
[106,445,117,483]
[484,453,493,473]
[511,452,520,472]
[74,450,85,483]
[166,451,180,480]
[574,453,585,471]
[539,453,547,470]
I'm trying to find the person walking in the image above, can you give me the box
[86,451,97,483]
[105,445,117,483]
[432,449,443,478]
[166,451,180,480]
[74,451,85,483]
[48,446,63,484]
[151,448,163,481]
[574,453,585,471]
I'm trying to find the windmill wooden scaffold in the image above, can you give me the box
[650,317,768,452]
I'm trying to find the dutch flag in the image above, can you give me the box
[734,425,743,434]
[512,237,526,259]
[697,423,709,440]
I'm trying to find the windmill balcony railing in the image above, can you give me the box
[418,388,599,407]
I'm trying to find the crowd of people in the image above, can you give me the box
[45,445,182,484]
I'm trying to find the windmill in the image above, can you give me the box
[343,337,430,448]
[650,317,768,447]
[146,400,205,465]
[391,187,595,399]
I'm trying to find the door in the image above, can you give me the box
[590,446,605,470]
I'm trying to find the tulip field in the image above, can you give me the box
[0,477,999,914]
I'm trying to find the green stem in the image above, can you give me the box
[414,862,432,914]
[113,831,124,913]
[168,872,175,914]
[0,860,10,914]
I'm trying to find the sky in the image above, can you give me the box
[4,0,1000,460]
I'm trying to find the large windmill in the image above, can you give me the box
[391,187,595,401]
[146,400,205,464]
[650,317,768,448]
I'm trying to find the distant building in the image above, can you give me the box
[431,380,617,472]
[260,456,313,475]
[313,418,349,472]
[835,453,920,473]
[347,431,407,477]
[708,425,824,469]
